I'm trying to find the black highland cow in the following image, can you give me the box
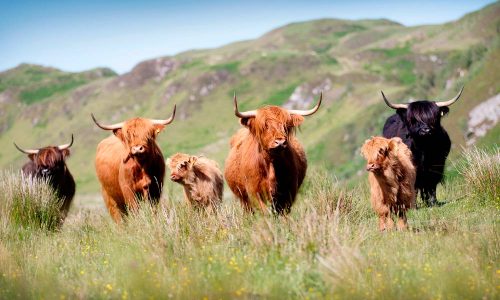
[381,87,463,206]
[14,135,76,218]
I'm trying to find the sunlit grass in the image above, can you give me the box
[0,171,62,231]
[0,148,499,299]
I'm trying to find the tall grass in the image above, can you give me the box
[0,171,62,231]
[456,147,499,208]
[0,148,499,299]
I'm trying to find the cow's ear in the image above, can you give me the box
[388,138,400,152]
[154,124,165,135]
[61,149,70,158]
[240,117,253,128]
[113,128,124,140]
[440,107,449,117]
[290,115,304,127]
[189,156,198,165]
[28,153,36,161]
[360,144,367,158]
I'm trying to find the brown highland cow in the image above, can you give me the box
[167,153,224,210]
[92,106,175,223]
[361,136,416,231]
[225,93,322,214]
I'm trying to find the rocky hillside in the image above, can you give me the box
[0,2,498,193]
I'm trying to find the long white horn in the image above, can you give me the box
[234,92,257,118]
[151,104,177,125]
[436,86,464,107]
[288,92,323,116]
[381,91,408,109]
[13,142,39,154]
[91,113,124,130]
[57,134,74,150]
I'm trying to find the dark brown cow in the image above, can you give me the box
[14,135,76,219]
[92,106,176,223]
[224,93,322,214]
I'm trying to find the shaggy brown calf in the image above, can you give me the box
[225,93,321,214]
[361,136,416,231]
[167,153,223,210]
[92,106,175,223]
[14,135,76,220]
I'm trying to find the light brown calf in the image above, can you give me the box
[361,136,416,231]
[167,153,223,210]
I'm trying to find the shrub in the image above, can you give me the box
[0,171,63,230]
[456,147,500,208]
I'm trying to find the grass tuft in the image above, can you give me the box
[0,171,63,231]
[456,147,500,208]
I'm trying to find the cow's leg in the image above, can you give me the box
[256,194,268,214]
[428,188,438,206]
[378,215,386,231]
[102,189,123,223]
[396,209,407,230]
[422,187,438,207]
[122,186,140,214]
[385,213,395,230]
[378,210,393,231]
[238,192,253,213]
[272,190,293,215]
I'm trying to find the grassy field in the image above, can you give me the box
[0,147,498,299]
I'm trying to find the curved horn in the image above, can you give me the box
[91,113,124,131]
[151,104,177,125]
[13,142,39,155]
[57,134,74,150]
[381,91,408,109]
[288,91,323,116]
[436,86,464,107]
[234,92,257,118]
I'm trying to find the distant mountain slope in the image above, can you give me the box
[0,2,498,193]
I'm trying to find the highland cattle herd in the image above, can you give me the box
[14,87,463,229]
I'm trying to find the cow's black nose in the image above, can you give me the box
[131,145,145,154]
[274,138,287,148]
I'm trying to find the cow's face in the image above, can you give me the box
[240,107,304,153]
[397,101,449,138]
[361,137,400,173]
[91,106,176,162]
[166,153,196,183]
[30,147,69,180]
[113,118,164,160]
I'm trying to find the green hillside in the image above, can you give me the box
[0,3,498,195]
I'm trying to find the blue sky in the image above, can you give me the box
[0,0,495,74]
